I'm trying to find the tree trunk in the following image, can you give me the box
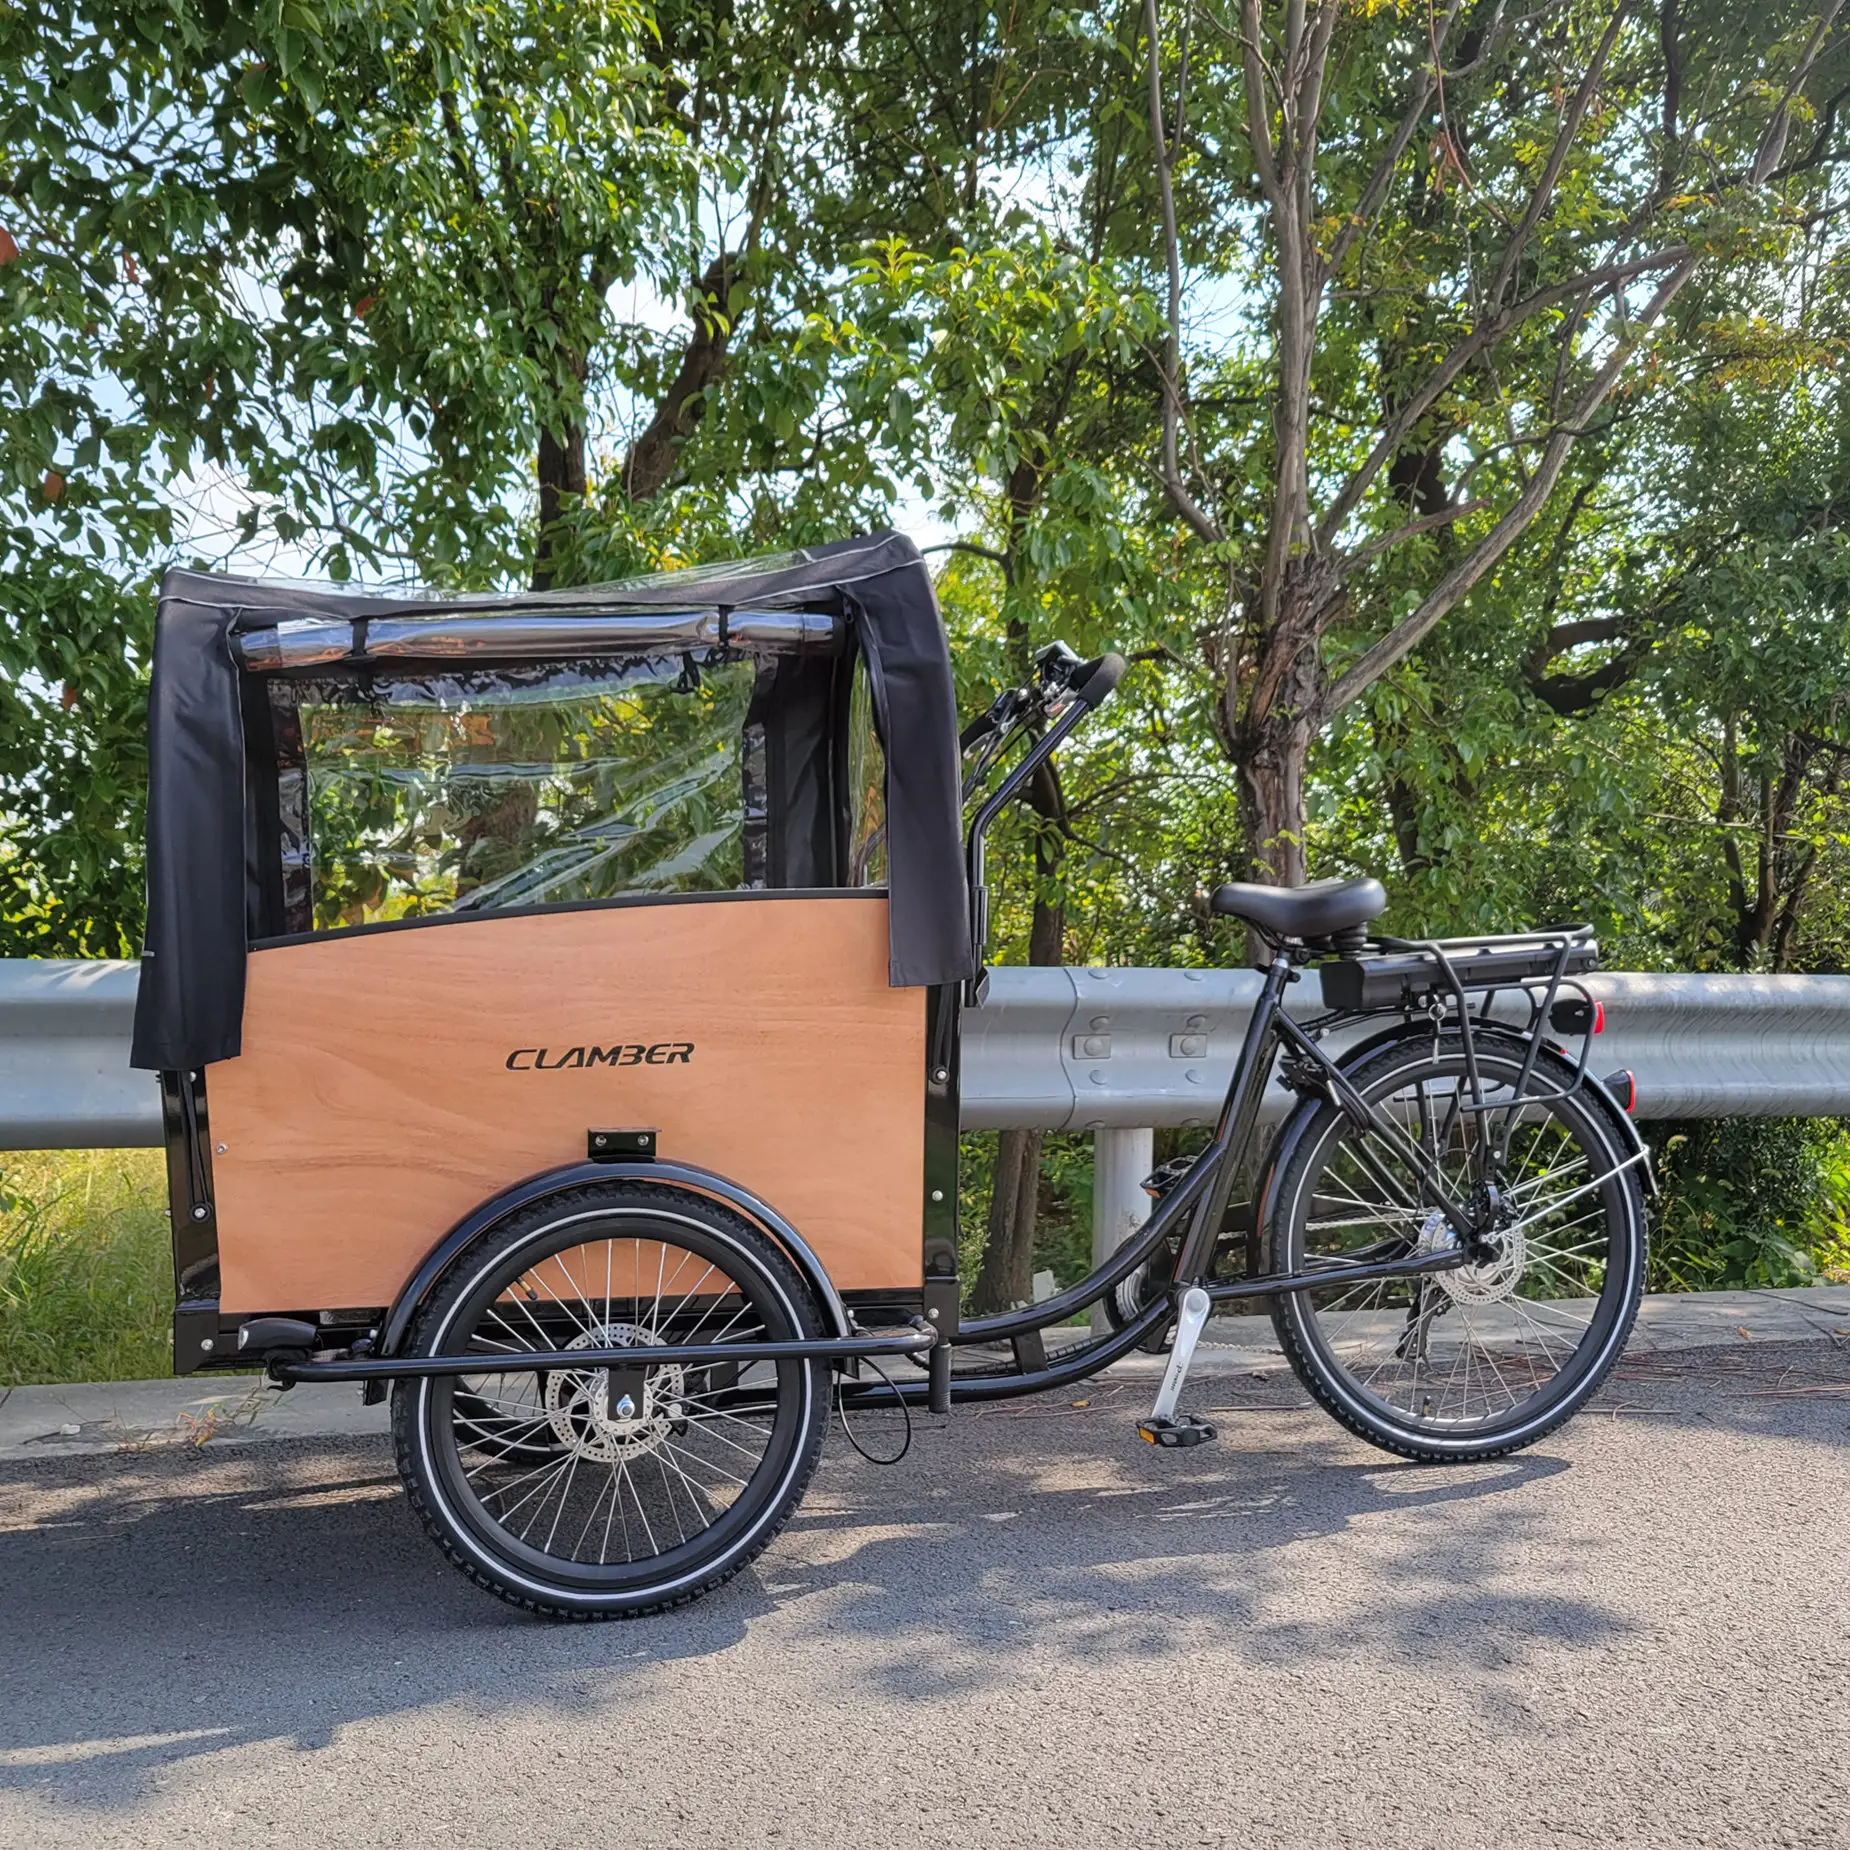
[621,253,737,503]
[1373,711,1427,878]
[1233,575,1330,889]
[1771,754,1844,971]
[1237,709,1313,889]
[968,769,1067,1314]
[531,416,587,591]
[971,1124,1044,1316]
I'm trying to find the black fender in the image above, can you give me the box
[377,1158,852,1358]
[1252,1022,1655,1258]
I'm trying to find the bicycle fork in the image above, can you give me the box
[1137,1284,1218,1449]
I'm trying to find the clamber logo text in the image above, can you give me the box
[505,1043,695,1071]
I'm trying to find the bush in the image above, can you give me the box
[969,1118,1850,1305]
[1648,1116,1850,1292]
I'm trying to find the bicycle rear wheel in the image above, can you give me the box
[1268,1034,1646,1462]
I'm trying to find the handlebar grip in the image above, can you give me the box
[1072,652,1126,708]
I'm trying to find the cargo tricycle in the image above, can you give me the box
[133,532,1649,1618]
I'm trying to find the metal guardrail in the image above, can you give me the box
[0,961,153,1149]
[7,958,1850,1151]
[964,964,1850,1128]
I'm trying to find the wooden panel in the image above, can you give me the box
[207,897,925,1312]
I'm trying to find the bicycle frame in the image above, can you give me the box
[839,675,1642,1415]
[837,948,1497,1411]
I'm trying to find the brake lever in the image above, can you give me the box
[959,685,1030,752]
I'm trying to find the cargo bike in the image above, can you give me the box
[132,532,1650,1620]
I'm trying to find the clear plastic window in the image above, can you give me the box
[847,658,887,887]
[272,653,763,933]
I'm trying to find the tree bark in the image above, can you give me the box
[1374,710,1427,878]
[1232,558,1336,886]
[1771,751,1846,970]
[621,253,736,502]
[1236,704,1313,888]
[971,1124,1045,1315]
[531,413,586,591]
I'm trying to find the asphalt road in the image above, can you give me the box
[2,1340,1847,1850]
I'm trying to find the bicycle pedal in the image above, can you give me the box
[1137,1413,1217,1449]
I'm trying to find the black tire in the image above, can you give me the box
[1268,1033,1646,1463]
[393,1181,829,1620]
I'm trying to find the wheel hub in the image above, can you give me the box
[544,1323,687,1463]
[1418,1210,1527,1305]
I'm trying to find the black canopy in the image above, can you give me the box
[130,531,974,1072]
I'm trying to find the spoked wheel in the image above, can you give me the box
[451,1377,564,1463]
[393,1181,828,1619]
[1269,1033,1646,1462]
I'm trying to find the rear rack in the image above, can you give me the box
[1314,924,1606,1141]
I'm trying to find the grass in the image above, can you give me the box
[0,1149,174,1386]
[5,1121,1849,1387]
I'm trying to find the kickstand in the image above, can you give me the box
[1137,1284,1217,1449]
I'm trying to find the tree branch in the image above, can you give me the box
[1348,498,1488,565]
[1485,3,1631,310]
[1523,615,1647,711]
[1750,1,1848,184]
[1323,256,1698,715]
[1318,249,1689,547]
[1321,0,1464,280]
[1238,0,1287,213]
[1294,0,1343,218]
[620,252,736,501]
[1656,0,1683,201]
[1144,0,1225,544]
[1770,78,1850,179]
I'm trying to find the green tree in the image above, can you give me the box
[1140,0,1846,888]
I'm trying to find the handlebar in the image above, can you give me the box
[959,640,1131,985]
[958,639,1128,759]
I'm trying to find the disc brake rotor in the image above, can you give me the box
[543,1323,688,1464]
[1418,1210,1527,1306]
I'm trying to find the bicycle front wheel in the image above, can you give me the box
[1269,1034,1646,1462]
[394,1182,829,1619]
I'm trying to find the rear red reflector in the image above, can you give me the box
[1593,1001,1606,1034]
[1604,1068,1635,1113]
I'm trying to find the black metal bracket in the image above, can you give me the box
[588,1128,657,1160]
[1205,1244,1469,1304]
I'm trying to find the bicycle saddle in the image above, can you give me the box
[1208,876,1387,941]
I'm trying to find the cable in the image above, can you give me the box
[833,1356,913,1465]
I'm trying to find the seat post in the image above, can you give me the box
[1173,950,1295,1282]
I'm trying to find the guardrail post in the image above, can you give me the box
[1091,1127,1153,1335]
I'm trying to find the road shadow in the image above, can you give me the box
[0,1376,1646,1815]
[10,1334,1844,1814]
